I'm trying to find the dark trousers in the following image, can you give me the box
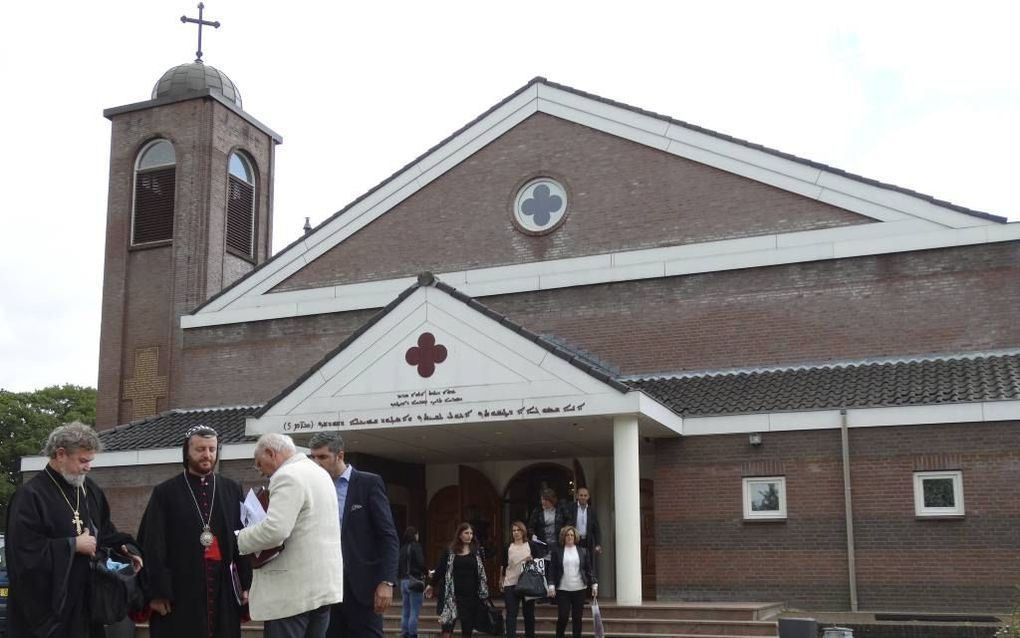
[502,585,536,638]
[555,589,585,638]
[264,605,331,638]
[440,595,479,637]
[325,580,384,638]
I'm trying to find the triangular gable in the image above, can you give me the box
[247,275,681,437]
[189,77,1015,328]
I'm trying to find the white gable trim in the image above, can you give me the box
[246,285,683,437]
[194,80,1005,319]
[183,220,1020,329]
[681,400,1020,437]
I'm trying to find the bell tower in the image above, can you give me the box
[96,11,282,428]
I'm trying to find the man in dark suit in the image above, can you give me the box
[309,432,400,638]
[564,486,601,554]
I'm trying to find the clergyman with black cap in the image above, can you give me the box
[137,425,253,638]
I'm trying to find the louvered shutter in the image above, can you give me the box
[226,175,255,257]
[132,168,176,244]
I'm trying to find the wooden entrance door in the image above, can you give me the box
[460,465,502,589]
[426,485,459,571]
[424,469,502,589]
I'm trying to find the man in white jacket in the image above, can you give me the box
[238,433,343,638]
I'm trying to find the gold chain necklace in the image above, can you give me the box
[183,472,217,547]
[46,467,86,535]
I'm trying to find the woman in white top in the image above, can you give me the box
[546,525,597,638]
[498,520,540,638]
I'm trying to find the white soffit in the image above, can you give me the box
[681,400,1020,436]
[20,442,261,471]
[247,286,680,436]
[189,80,1014,325]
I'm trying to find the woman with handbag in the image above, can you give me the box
[425,522,489,637]
[399,526,426,638]
[499,520,542,638]
[546,526,597,638]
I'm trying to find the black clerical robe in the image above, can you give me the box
[137,472,251,638]
[5,467,137,638]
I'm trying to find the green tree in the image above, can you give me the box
[0,384,97,525]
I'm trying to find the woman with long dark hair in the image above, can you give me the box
[425,522,489,638]
[399,526,426,638]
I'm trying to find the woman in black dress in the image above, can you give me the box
[425,522,489,638]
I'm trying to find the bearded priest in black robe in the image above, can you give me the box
[5,421,143,638]
[137,425,252,638]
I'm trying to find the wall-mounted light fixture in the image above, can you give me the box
[748,432,763,447]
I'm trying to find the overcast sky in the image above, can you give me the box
[1,1,1018,393]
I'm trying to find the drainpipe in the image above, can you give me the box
[840,408,859,612]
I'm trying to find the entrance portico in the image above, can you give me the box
[245,273,682,604]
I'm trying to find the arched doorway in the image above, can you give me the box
[503,462,577,532]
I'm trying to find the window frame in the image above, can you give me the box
[225,150,257,260]
[131,139,177,247]
[913,470,965,518]
[742,476,787,521]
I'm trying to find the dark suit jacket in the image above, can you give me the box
[546,545,597,590]
[342,468,400,607]
[564,501,601,549]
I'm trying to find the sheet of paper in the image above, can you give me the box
[241,488,267,527]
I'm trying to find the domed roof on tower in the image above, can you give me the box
[151,62,242,108]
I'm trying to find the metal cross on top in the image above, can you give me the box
[180,3,221,63]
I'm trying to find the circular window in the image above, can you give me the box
[513,178,568,234]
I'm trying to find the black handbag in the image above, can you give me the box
[405,546,426,593]
[474,597,504,636]
[515,559,547,598]
[90,547,144,625]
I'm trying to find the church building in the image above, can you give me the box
[26,49,1020,616]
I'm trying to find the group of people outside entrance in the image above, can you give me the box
[5,423,400,638]
[4,422,600,638]
[412,487,600,638]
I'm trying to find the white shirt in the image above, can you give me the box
[576,504,588,539]
[558,545,586,591]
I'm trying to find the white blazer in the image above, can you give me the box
[238,453,343,621]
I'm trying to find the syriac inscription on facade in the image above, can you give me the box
[278,387,588,432]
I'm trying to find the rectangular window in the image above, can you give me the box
[913,471,964,517]
[743,476,786,520]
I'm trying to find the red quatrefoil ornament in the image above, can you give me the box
[405,332,448,378]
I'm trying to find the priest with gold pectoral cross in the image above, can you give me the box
[136,425,252,638]
[5,422,143,638]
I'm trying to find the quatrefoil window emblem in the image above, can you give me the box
[405,332,448,378]
[513,178,568,234]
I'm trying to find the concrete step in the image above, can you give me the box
[387,616,777,636]
[134,601,781,638]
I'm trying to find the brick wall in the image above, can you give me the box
[97,97,276,428]
[175,241,1020,409]
[654,421,1020,612]
[24,459,264,539]
[274,112,868,292]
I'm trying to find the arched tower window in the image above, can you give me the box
[226,152,256,258]
[132,140,176,245]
